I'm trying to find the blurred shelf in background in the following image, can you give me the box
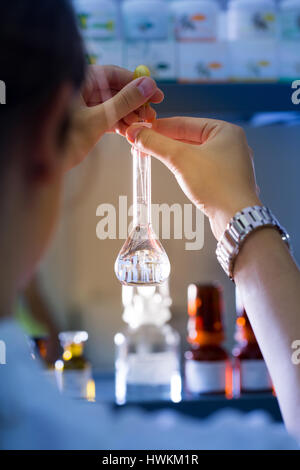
[155,82,300,116]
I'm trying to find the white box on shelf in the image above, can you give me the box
[279,41,300,81]
[124,40,176,80]
[177,42,229,82]
[84,39,124,67]
[229,40,278,81]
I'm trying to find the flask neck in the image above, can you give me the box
[132,147,151,227]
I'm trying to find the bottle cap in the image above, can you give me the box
[133,65,151,79]
[133,65,151,116]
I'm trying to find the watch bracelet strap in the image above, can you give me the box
[216,205,290,281]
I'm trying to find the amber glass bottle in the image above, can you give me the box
[233,289,272,395]
[184,283,232,397]
[31,336,59,387]
[32,337,49,363]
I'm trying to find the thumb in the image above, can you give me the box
[72,77,159,149]
[90,77,159,134]
[126,124,188,172]
[114,76,158,118]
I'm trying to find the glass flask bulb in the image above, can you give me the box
[115,146,170,286]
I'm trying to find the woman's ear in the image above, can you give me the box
[27,82,74,185]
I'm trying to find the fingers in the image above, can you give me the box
[96,65,134,88]
[123,112,140,126]
[89,77,161,134]
[151,117,224,144]
[113,77,160,116]
[126,124,188,172]
[123,106,157,126]
[82,65,133,105]
[149,89,164,104]
[83,65,164,106]
[99,65,164,103]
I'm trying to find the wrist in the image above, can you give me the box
[233,227,286,280]
[210,195,262,241]
[216,205,290,281]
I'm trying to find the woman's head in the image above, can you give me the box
[0,0,86,294]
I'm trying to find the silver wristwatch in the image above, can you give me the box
[216,205,290,281]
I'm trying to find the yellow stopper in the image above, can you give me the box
[133,65,152,117]
[133,65,151,80]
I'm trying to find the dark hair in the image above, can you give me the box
[0,0,86,159]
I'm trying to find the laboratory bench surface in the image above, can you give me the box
[94,374,283,423]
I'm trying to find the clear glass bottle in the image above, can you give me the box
[184,283,232,397]
[55,331,94,400]
[115,283,181,405]
[232,288,272,395]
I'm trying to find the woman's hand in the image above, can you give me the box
[64,65,163,171]
[126,117,261,240]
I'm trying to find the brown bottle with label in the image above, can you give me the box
[184,283,232,397]
[233,289,272,395]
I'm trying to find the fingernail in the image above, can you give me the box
[136,77,156,98]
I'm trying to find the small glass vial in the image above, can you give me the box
[55,331,94,400]
[31,337,50,363]
[233,289,272,395]
[184,283,232,397]
[115,283,182,405]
